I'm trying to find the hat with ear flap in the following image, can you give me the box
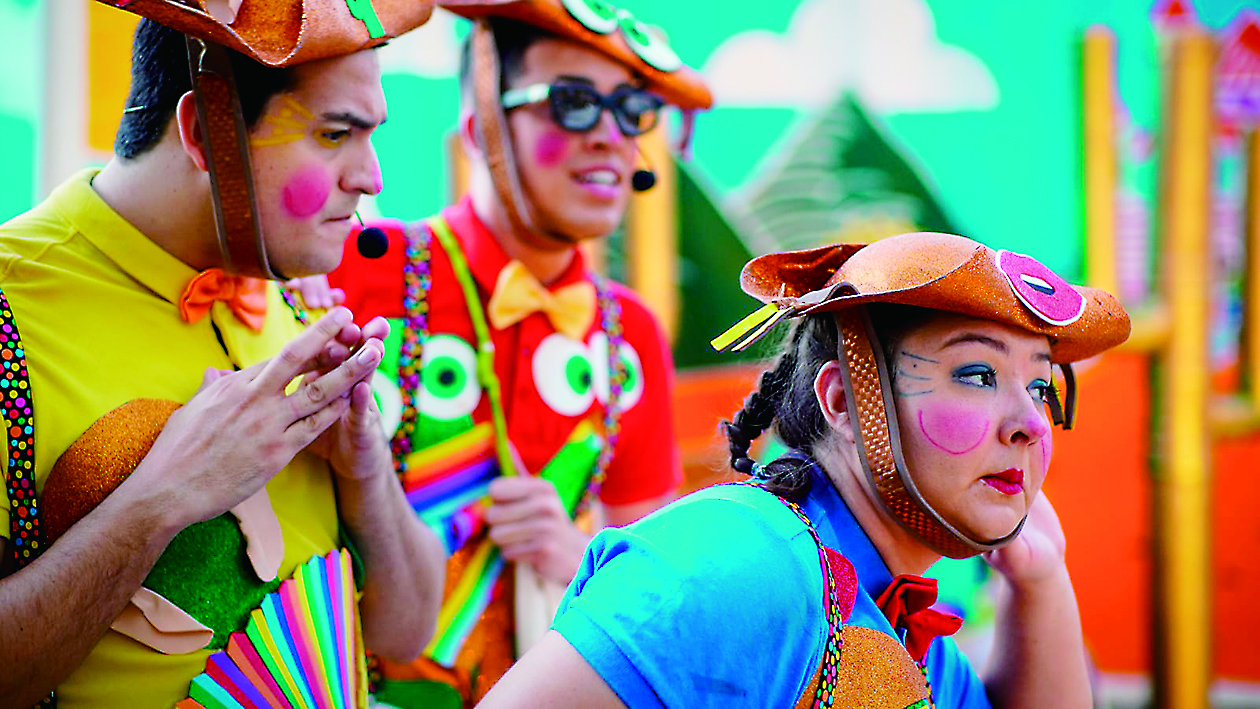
[713,232,1132,558]
[95,0,436,278]
[439,0,712,241]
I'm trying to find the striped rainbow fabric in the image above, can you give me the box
[410,419,603,665]
[176,549,365,709]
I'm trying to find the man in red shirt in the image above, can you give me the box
[327,0,711,703]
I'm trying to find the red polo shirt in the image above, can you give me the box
[329,196,680,506]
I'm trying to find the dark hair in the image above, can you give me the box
[457,17,557,101]
[723,304,937,498]
[114,19,294,159]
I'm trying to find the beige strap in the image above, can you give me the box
[187,37,276,279]
[471,20,538,236]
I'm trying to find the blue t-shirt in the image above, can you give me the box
[552,460,992,708]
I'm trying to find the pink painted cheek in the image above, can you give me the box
[534,131,570,167]
[1039,435,1054,472]
[281,165,332,219]
[917,403,991,456]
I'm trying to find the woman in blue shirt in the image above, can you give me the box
[481,232,1130,707]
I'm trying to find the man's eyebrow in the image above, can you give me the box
[321,112,383,129]
[556,75,595,86]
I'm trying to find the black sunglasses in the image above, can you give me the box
[501,80,664,137]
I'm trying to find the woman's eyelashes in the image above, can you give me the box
[953,363,997,388]
[1028,378,1055,403]
[952,364,1055,402]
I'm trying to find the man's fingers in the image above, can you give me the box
[254,308,353,392]
[361,316,390,344]
[287,338,383,422]
[347,382,381,435]
[487,519,549,548]
[285,395,350,450]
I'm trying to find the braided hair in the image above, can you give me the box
[722,314,838,497]
[722,304,935,498]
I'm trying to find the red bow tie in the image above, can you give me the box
[178,268,269,332]
[875,574,964,663]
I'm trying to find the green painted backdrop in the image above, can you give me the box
[4,0,1256,285]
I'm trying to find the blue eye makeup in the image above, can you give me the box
[1028,378,1054,402]
[952,363,996,388]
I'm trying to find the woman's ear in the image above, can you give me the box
[814,360,850,433]
[175,91,209,172]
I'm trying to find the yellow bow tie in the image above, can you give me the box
[487,261,596,340]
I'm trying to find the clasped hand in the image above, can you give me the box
[128,307,385,529]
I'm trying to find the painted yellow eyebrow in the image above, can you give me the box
[249,96,316,147]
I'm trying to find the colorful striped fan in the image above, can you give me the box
[175,548,365,709]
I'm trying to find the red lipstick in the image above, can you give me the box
[982,468,1024,495]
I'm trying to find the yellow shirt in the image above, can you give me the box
[0,169,340,706]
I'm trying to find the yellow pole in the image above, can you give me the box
[1243,130,1260,412]
[1155,28,1214,709]
[1083,26,1120,295]
[624,124,679,342]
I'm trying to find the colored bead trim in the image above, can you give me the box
[736,481,935,709]
[730,482,843,707]
[398,219,625,512]
[581,273,626,515]
[279,284,311,326]
[0,288,40,570]
[391,221,433,474]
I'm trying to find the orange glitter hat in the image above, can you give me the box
[97,0,435,67]
[95,0,435,278]
[714,233,1132,558]
[442,0,712,111]
[442,0,711,242]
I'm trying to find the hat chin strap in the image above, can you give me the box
[470,20,588,250]
[835,307,1026,560]
[186,37,280,279]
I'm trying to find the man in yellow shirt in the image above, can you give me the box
[0,3,445,706]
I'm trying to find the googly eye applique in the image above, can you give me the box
[560,0,683,72]
[560,0,618,33]
[533,333,598,417]
[996,249,1087,326]
[417,334,483,421]
[590,332,644,411]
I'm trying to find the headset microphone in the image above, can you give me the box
[631,168,657,192]
[631,144,657,192]
[353,212,389,259]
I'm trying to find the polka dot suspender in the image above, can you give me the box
[0,288,54,707]
[0,288,39,571]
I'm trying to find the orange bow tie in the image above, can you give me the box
[486,260,596,340]
[178,268,269,333]
[875,574,964,663]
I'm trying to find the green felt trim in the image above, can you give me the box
[412,412,475,452]
[337,525,367,591]
[373,678,463,709]
[142,514,279,649]
[427,217,518,479]
[539,432,601,517]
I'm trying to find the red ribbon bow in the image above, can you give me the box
[875,574,964,663]
[178,268,269,333]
